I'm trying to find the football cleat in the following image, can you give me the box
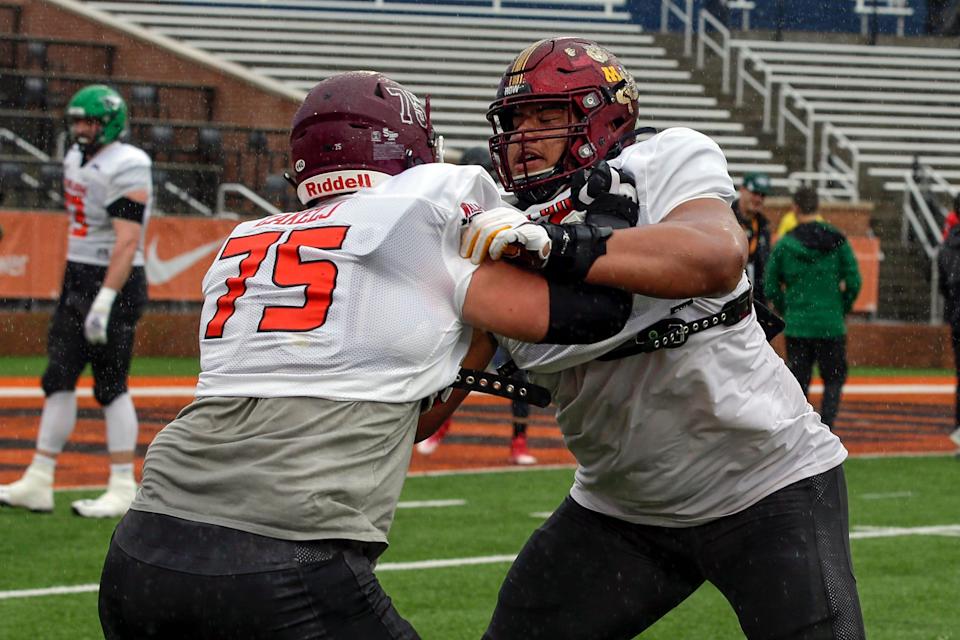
[0,464,55,513]
[509,434,538,466]
[71,473,136,519]
[416,420,452,456]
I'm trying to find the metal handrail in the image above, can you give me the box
[735,47,775,132]
[777,83,821,172]
[216,182,281,218]
[661,0,694,56]
[162,180,213,217]
[902,168,950,324]
[0,127,51,162]
[787,170,859,202]
[819,123,860,198]
[696,9,732,94]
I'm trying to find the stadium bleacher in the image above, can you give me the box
[694,10,958,320]
[3,0,958,319]
[84,0,787,180]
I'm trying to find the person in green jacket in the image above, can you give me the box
[765,186,862,429]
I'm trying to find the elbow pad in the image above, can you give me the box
[542,280,632,345]
[107,197,146,224]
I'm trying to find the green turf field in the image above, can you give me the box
[1,457,958,639]
[0,356,951,379]
[0,356,202,377]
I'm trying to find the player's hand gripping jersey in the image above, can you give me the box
[502,128,847,526]
[197,163,499,402]
[63,142,152,267]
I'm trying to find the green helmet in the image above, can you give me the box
[66,84,128,146]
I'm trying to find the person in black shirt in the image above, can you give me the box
[732,172,772,303]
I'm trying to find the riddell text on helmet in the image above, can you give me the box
[297,169,391,204]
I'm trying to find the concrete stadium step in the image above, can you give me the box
[91,2,648,33]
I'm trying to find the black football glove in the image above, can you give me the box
[570,160,639,230]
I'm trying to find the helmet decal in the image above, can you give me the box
[584,45,609,63]
[384,85,427,128]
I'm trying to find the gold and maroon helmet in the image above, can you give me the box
[487,38,639,204]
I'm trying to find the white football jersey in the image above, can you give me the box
[502,128,847,527]
[63,142,152,267]
[196,163,502,403]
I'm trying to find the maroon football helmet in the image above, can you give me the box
[487,38,639,204]
[289,71,442,205]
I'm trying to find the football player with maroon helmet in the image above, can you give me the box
[468,38,865,639]
[95,71,636,639]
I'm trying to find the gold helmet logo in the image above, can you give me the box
[584,44,610,63]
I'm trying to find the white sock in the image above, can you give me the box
[35,391,78,454]
[104,393,138,454]
[110,463,134,478]
[31,453,57,470]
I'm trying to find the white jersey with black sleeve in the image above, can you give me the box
[501,127,847,528]
[196,163,500,403]
[63,142,152,267]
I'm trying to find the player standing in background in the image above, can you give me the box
[461,37,865,639]
[0,85,151,519]
[96,71,635,639]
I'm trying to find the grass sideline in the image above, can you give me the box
[0,356,952,379]
[1,458,958,639]
[0,356,201,377]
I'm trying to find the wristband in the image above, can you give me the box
[92,287,118,310]
[541,223,613,283]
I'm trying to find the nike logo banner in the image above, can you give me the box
[143,217,239,300]
[146,238,225,285]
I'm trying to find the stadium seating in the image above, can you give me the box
[718,39,960,194]
[690,12,960,319]
[84,0,787,180]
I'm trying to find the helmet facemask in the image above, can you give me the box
[488,95,593,206]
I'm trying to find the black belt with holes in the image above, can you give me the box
[597,288,754,362]
[450,368,551,407]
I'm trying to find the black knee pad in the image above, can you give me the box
[41,364,77,396]
[94,379,128,407]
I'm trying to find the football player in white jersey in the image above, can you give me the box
[96,71,636,640]
[462,38,866,639]
[0,85,151,519]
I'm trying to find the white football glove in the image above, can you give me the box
[460,208,551,266]
[84,287,117,345]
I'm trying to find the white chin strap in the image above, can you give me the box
[297,169,392,204]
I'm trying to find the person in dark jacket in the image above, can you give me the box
[937,222,960,448]
[733,172,773,304]
[765,186,862,429]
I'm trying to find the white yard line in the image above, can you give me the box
[396,499,465,509]
[0,584,99,600]
[4,525,959,601]
[850,524,960,539]
[0,554,518,601]
[859,491,915,500]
